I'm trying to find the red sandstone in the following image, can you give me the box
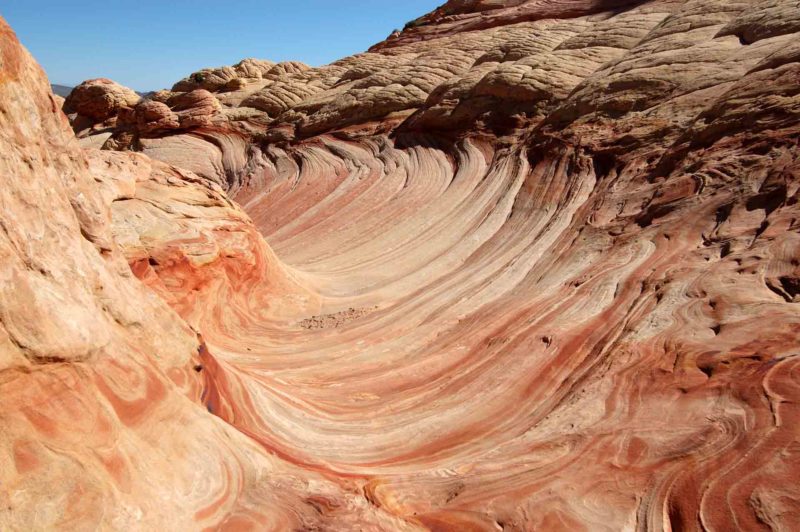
[2,1,800,529]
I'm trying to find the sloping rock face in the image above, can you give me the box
[10,0,800,530]
[0,19,416,531]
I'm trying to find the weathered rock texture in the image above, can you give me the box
[63,77,140,121]
[61,78,141,147]
[5,0,800,529]
[0,18,416,531]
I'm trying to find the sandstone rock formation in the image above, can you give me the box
[62,78,141,145]
[5,0,800,529]
[63,77,140,121]
[0,19,414,531]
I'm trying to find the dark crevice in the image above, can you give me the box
[766,277,799,302]
[715,203,733,225]
[746,185,786,216]
[593,152,617,178]
[779,276,800,299]
[754,220,769,240]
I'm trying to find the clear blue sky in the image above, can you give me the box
[1,0,442,91]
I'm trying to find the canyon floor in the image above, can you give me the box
[2,0,800,530]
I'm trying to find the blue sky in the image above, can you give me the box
[1,1,442,91]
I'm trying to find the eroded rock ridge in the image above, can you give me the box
[4,0,800,529]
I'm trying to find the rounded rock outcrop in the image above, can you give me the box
[134,99,180,134]
[62,78,140,121]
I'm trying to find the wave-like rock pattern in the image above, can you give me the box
[0,20,421,531]
[193,135,798,529]
[6,0,800,529]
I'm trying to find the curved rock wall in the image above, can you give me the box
[198,134,800,530]
[0,19,416,531]
[6,0,800,529]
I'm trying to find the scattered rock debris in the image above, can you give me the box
[299,306,378,330]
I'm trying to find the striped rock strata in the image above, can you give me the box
[7,0,800,530]
[0,18,416,532]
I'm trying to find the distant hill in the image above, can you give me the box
[51,84,73,97]
[51,83,152,98]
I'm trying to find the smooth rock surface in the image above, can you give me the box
[5,0,800,530]
[0,19,416,531]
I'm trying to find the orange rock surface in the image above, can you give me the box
[4,0,800,529]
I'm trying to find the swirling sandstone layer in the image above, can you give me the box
[0,18,417,531]
[7,0,800,529]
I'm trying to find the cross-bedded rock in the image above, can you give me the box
[0,19,418,531]
[4,0,800,530]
